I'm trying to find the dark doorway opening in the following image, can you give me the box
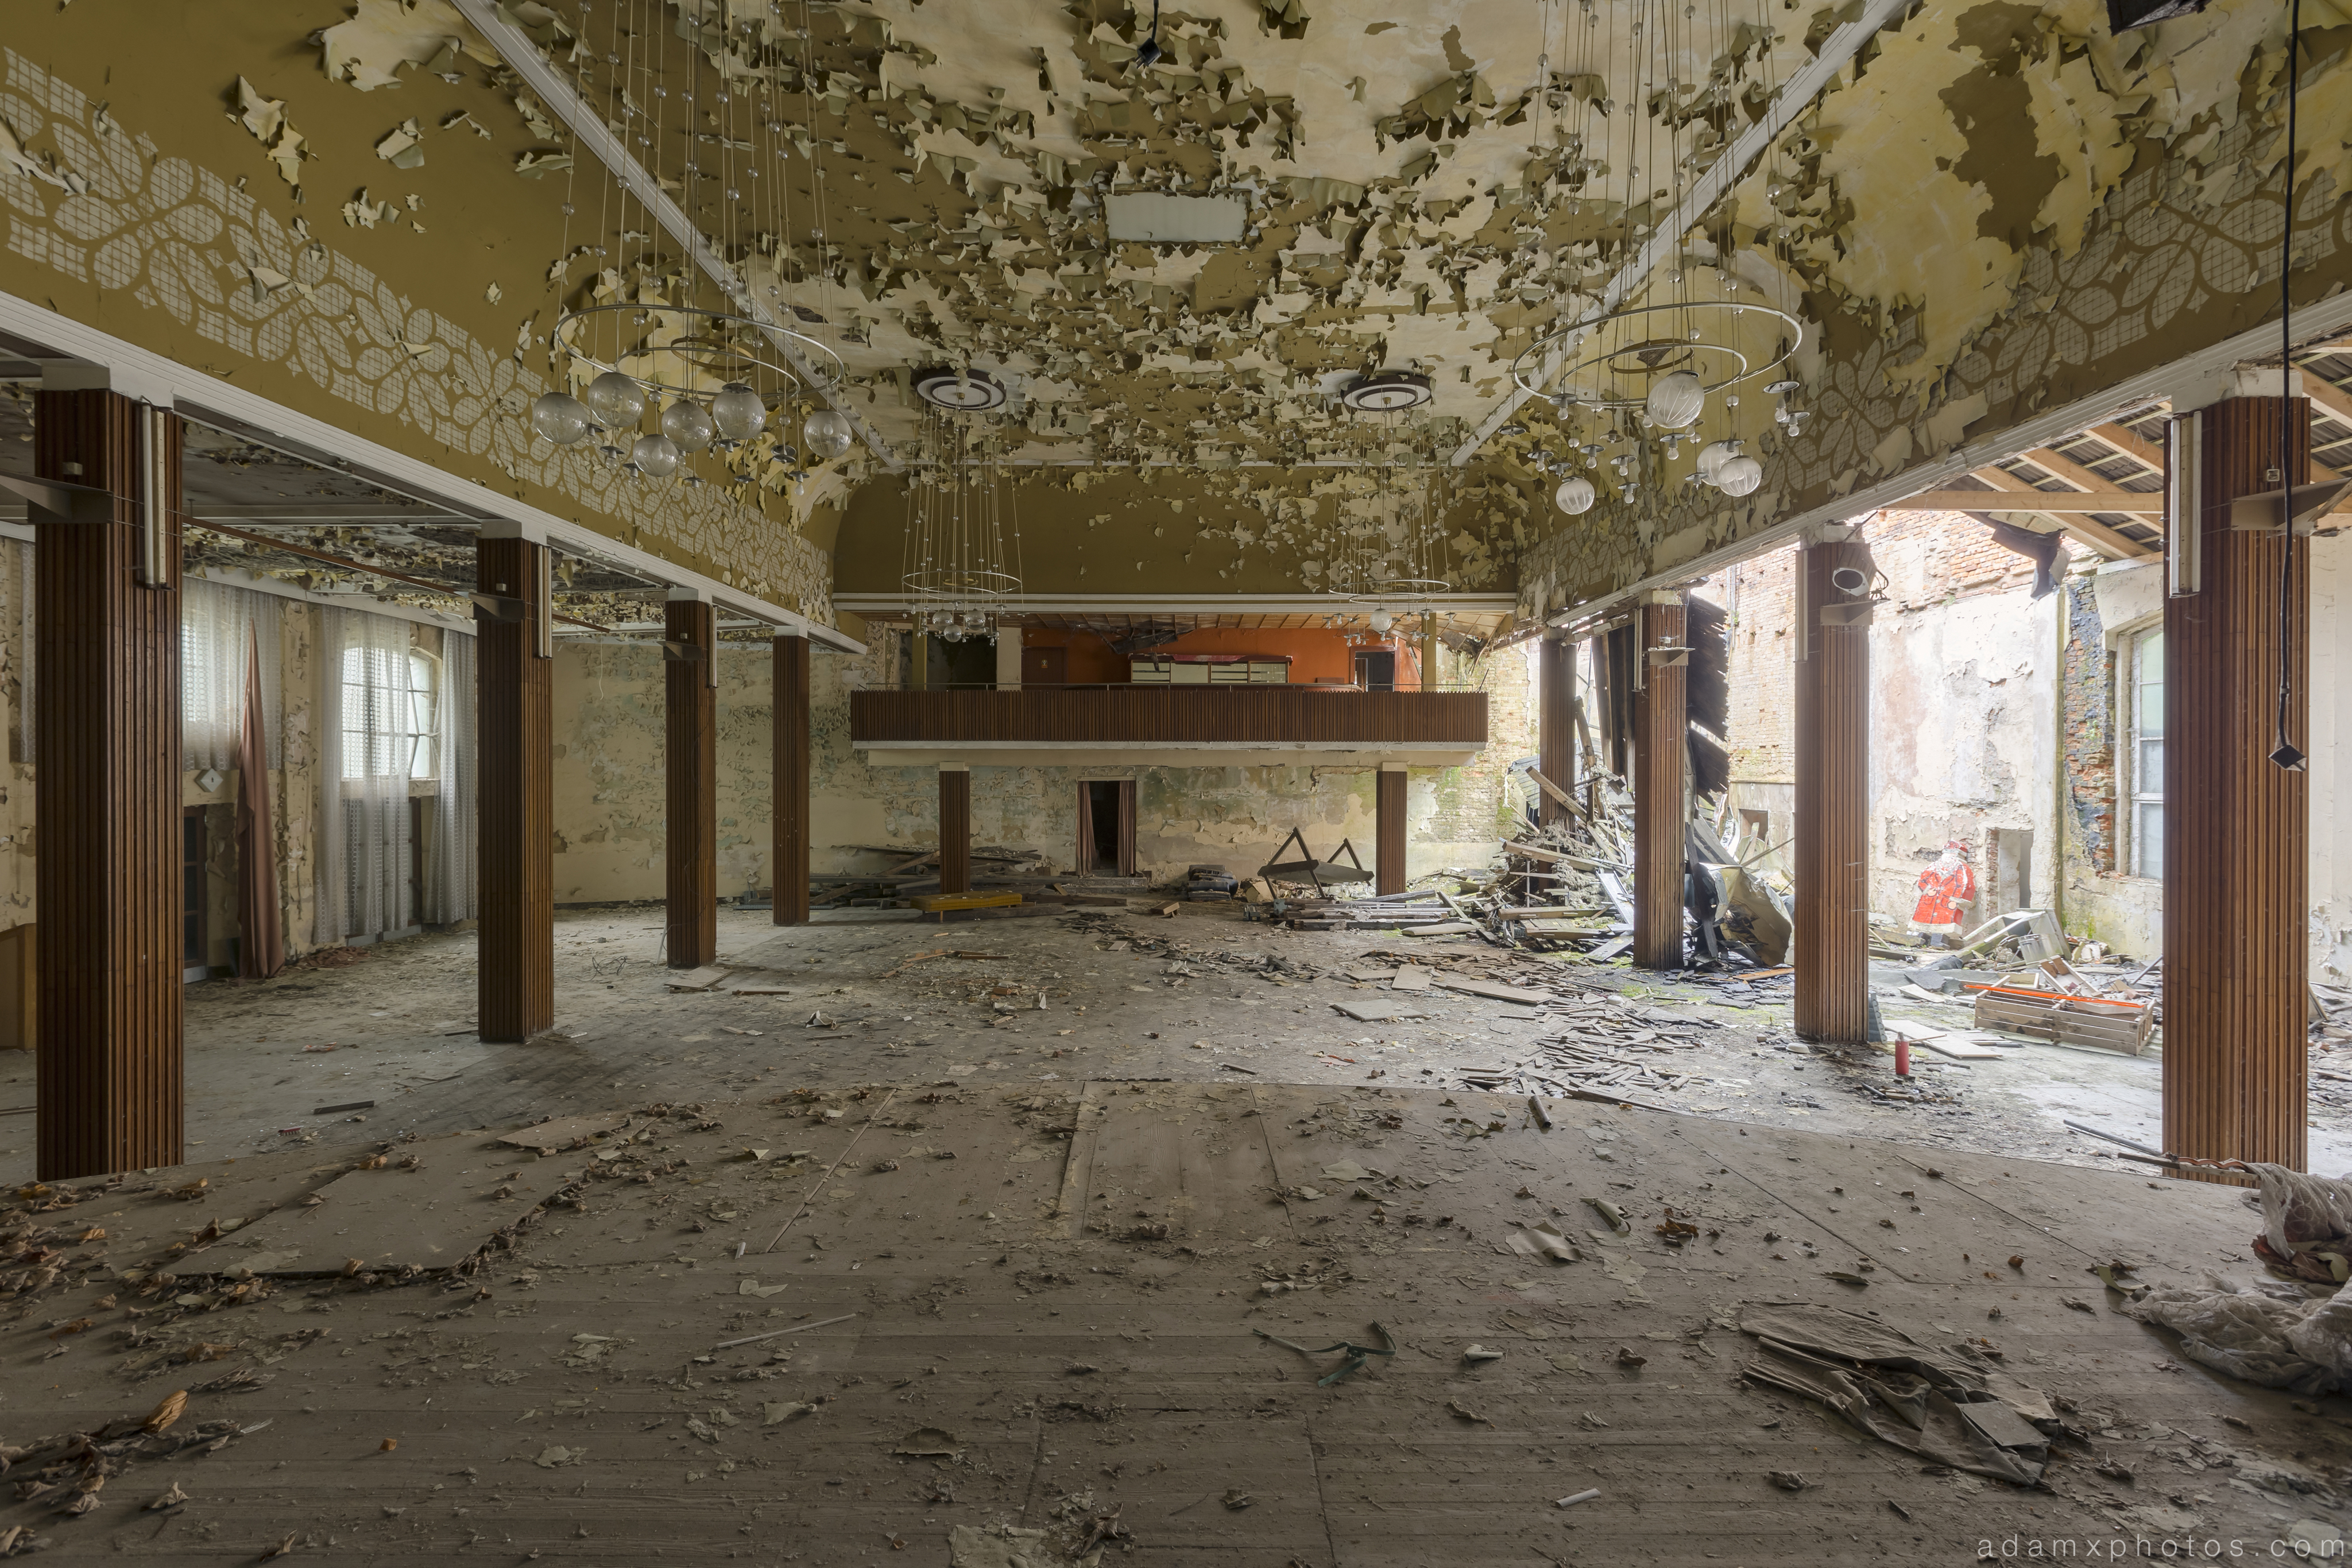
[181,807,207,973]
[1353,650,1396,691]
[1076,780,1136,875]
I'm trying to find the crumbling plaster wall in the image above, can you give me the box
[2302,534,2352,984]
[549,642,779,903]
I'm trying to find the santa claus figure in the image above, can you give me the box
[1910,841,1976,946]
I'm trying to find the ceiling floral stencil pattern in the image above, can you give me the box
[0,49,835,624]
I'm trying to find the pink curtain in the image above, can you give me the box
[235,624,285,978]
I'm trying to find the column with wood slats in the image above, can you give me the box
[2165,396,2309,1174]
[477,535,554,1042]
[772,634,811,926]
[1538,635,1575,826]
[938,765,971,895]
[1631,595,1686,970]
[1376,765,1407,895]
[34,387,184,1178]
[1794,532,1875,1045]
[664,595,717,969]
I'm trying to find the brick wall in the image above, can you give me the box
[1420,640,1534,845]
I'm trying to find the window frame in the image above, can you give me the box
[2118,621,2164,880]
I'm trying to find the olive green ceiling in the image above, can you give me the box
[1,0,2347,630]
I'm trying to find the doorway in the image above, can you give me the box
[1076,780,1136,876]
[181,807,207,978]
[1353,649,1396,691]
[1023,645,1069,688]
[1989,827,2032,917]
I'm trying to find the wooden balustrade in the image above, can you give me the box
[851,687,1488,747]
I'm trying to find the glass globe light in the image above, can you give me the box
[1369,607,1394,634]
[1644,370,1705,430]
[529,392,592,446]
[804,408,856,462]
[1554,475,1597,514]
[583,370,647,428]
[1716,454,1764,497]
[710,382,767,443]
[631,433,682,478]
[1694,440,1735,486]
[660,400,715,454]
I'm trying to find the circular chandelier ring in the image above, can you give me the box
[552,302,848,403]
[1508,301,1804,408]
[1342,578,1456,604]
[903,569,1023,601]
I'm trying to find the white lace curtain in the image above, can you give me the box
[316,607,416,944]
[181,579,281,771]
[428,630,478,925]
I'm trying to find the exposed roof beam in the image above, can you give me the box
[2091,421,2168,471]
[451,0,899,473]
[2016,446,2164,529]
[1884,488,2160,516]
[1447,0,1917,467]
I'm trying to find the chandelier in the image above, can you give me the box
[902,404,1022,641]
[1324,454,1457,644]
[519,0,865,494]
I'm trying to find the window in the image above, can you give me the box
[2129,628,2163,878]
[339,642,439,782]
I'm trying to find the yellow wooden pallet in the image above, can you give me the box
[910,891,1023,913]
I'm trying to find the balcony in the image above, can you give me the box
[849,687,1490,768]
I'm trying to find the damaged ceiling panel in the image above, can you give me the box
[0,0,2345,631]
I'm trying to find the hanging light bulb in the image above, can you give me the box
[631,433,682,478]
[1645,370,1704,429]
[804,408,856,462]
[1694,440,1735,486]
[710,382,768,444]
[1369,607,1394,634]
[529,392,593,446]
[1554,475,1596,514]
[1716,453,1763,496]
[583,370,647,428]
[660,400,715,454]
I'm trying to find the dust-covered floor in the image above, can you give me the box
[3,900,2342,1187]
[1,1078,2346,1565]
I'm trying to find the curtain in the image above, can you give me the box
[316,606,416,944]
[428,630,478,924]
[235,623,286,977]
[182,579,281,771]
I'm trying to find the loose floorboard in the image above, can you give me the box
[3,1080,2344,1565]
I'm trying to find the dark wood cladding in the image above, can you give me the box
[1375,769,1406,895]
[664,599,717,969]
[1538,637,1574,825]
[477,536,553,1042]
[1794,537,1874,1046]
[938,770,972,895]
[772,635,811,926]
[34,389,184,1179]
[2165,396,2308,1175]
[1631,600,1686,971]
[850,688,1488,746]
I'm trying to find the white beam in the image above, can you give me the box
[1449,0,1917,467]
[1545,289,2352,626]
[0,289,865,656]
[451,0,899,473]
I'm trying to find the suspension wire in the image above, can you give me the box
[2274,0,2304,770]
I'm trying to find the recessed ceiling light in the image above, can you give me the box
[1339,371,1434,413]
[912,367,1008,412]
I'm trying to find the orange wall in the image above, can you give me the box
[1022,626,1421,686]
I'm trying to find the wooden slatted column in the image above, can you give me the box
[1631,594,1686,970]
[938,764,971,895]
[664,593,717,969]
[34,383,183,1178]
[2165,394,2309,1174]
[1538,634,1575,826]
[772,633,811,926]
[1794,529,1875,1045]
[477,533,553,1042]
[1376,764,1407,895]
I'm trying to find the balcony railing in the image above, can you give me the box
[851,687,1489,749]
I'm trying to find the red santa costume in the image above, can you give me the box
[1909,841,1976,938]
